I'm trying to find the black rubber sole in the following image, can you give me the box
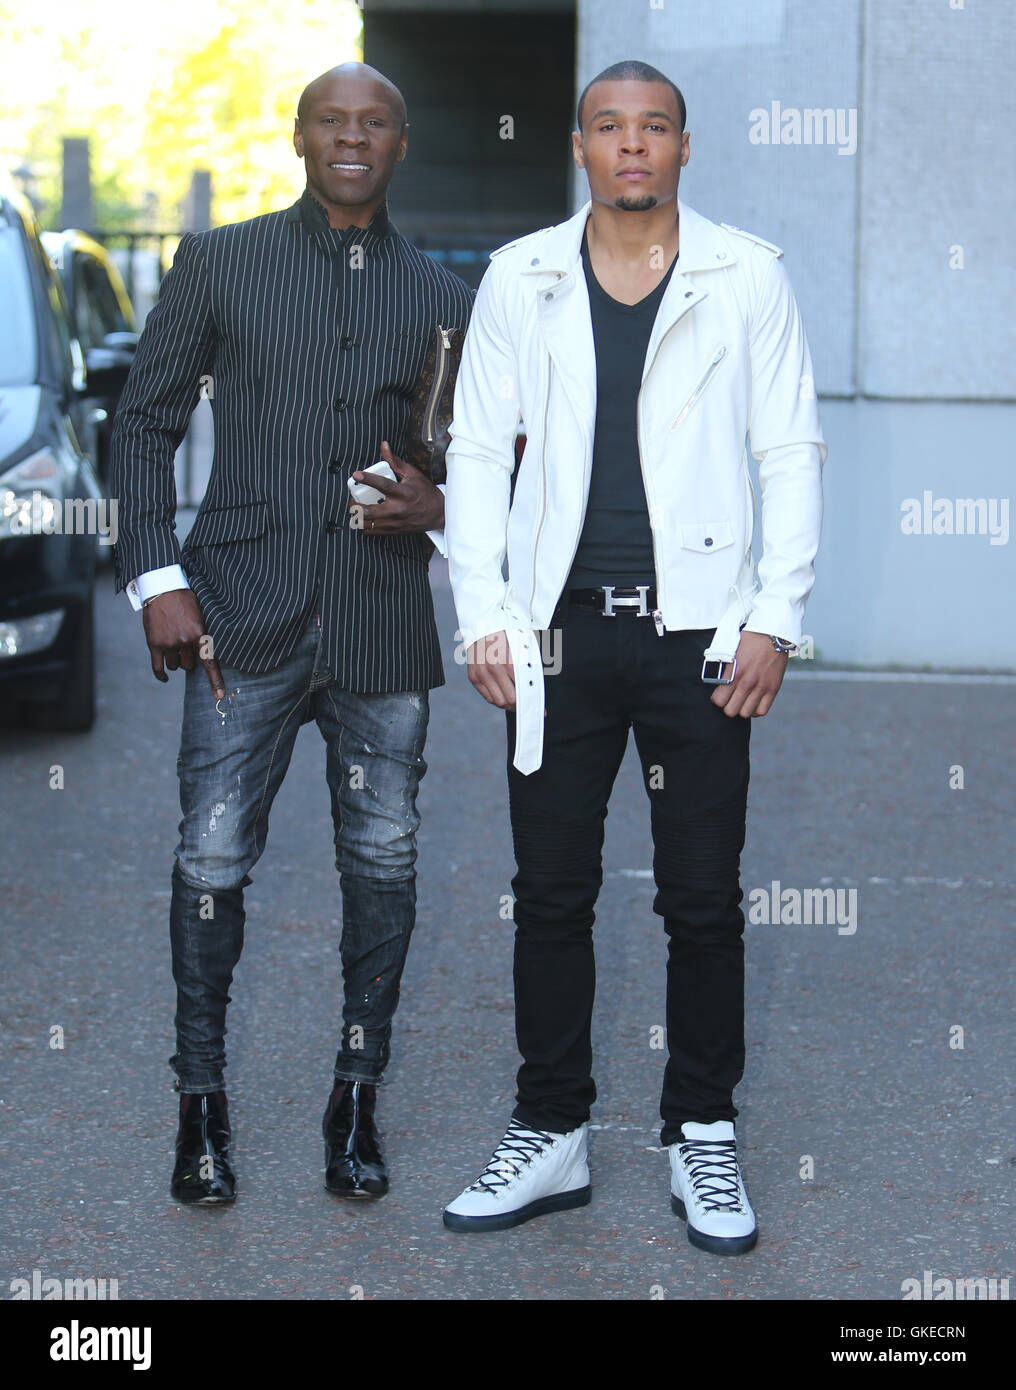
[443,1184,592,1232]
[325,1183,387,1200]
[671,1194,758,1255]
[170,1189,236,1205]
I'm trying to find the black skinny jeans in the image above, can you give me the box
[505,599,751,1147]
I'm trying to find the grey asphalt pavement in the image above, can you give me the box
[1,546,1013,1302]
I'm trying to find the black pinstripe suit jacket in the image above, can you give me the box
[109,189,474,690]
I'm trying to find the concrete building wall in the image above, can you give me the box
[577,0,1015,669]
[857,0,1015,399]
[783,398,1016,671]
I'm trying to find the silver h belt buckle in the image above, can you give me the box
[601,585,650,617]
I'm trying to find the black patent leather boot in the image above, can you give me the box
[323,1081,388,1199]
[170,1090,236,1204]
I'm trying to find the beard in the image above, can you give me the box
[614,193,658,212]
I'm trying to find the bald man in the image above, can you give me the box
[110,63,474,1205]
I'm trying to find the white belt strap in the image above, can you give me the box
[505,626,545,775]
[702,587,750,674]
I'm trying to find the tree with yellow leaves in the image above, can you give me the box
[1,0,362,229]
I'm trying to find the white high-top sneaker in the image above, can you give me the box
[668,1120,758,1255]
[443,1119,591,1231]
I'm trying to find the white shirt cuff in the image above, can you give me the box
[128,564,190,612]
[426,483,447,558]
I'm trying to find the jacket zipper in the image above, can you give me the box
[668,345,728,432]
[529,359,553,621]
[422,326,453,447]
[650,344,728,634]
[744,459,757,547]
[639,346,719,635]
[635,388,667,636]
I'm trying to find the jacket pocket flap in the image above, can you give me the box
[185,500,270,548]
[680,520,734,553]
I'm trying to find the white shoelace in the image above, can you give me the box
[469,1120,556,1195]
[678,1138,746,1213]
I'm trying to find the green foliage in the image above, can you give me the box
[1,0,362,230]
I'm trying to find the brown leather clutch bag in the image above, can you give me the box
[406,324,464,485]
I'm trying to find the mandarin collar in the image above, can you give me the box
[287,186,393,248]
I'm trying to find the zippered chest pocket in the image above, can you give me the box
[669,345,728,431]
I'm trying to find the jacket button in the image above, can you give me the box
[333,398,347,410]
[530,257,540,265]
[717,251,727,260]
[704,537,713,546]
[325,520,341,533]
[544,291,553,300]
[341,336,355,349]
[328,460,341,473]
[684,291,693,298]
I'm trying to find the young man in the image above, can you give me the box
[443,60,825,1251]
[110,63,472,1204]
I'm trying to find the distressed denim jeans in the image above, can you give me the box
[168,611,429,1094]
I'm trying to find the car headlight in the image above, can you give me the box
[0,448,63,540]
[0,609,65,657]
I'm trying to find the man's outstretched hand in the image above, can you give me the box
[709,630,788,718]
[142,589,225,699]
[348,440,444,534]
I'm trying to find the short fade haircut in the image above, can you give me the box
[576,60,686,134]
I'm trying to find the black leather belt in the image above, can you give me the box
[567,585,658,616]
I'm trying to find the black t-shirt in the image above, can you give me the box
[566,228,679,589]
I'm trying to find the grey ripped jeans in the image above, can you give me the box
[168,610,429,1093]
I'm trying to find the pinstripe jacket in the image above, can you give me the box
[109,189,474,691]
